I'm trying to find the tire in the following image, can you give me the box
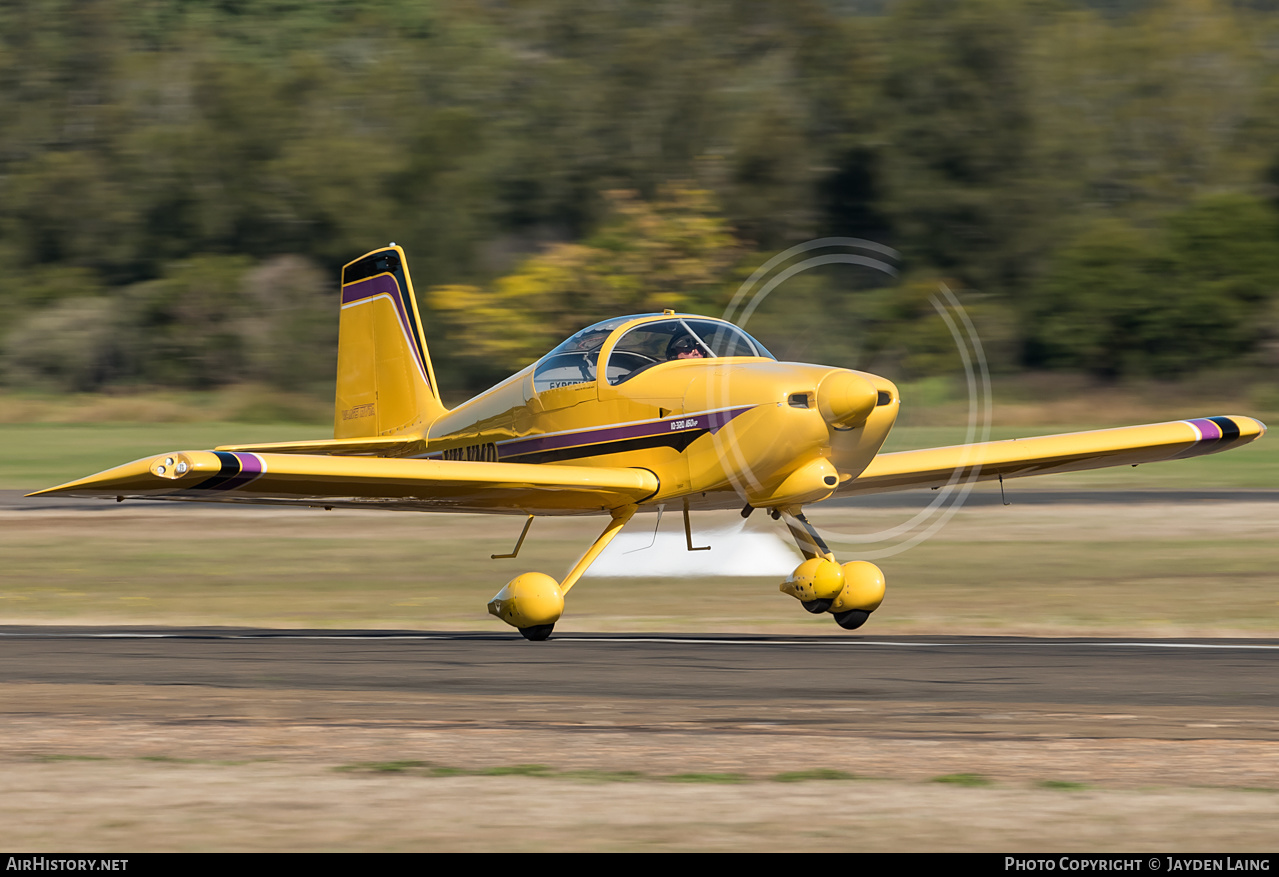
[833,609,870,631]
[519,624,555,641]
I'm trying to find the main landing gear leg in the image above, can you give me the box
[487,504,637,641]
[775,506,886,631]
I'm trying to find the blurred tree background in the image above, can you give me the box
[1,0,1277,407]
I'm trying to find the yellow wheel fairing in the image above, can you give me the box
[780,557,846,604]
[488,573,565,629]
[830,561,886,614]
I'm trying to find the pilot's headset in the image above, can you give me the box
[667,333,701,360]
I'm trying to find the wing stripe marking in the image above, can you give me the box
[1174,417,1237,460]
[1207,416,1241,441]
[215,453,267,492]
[1189,418,1223,441]
[189,451,242,491]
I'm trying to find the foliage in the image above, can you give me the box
[429,187,741,385]
[1029,195,1279,378]
[4,255,334,392]
[1,0,1278,399]
[877,0,1038,294]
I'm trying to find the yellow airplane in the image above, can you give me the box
[32,245,1268,640]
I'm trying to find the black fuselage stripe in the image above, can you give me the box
[501,430,707,465]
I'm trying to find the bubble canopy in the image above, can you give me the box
[532,315,775,392]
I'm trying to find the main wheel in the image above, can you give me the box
[801,599,833,614]
[519,624,555,641]
[833,609,870,631]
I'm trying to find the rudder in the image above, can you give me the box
[335,246,448,439]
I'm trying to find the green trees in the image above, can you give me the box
[1030,196,1279,378]
[429,187,740,389]
[1,0,1277,399]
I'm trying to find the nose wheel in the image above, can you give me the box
[833,609,870,631]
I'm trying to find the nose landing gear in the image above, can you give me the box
[777,508,885,630]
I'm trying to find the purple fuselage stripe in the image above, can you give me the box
[341,274,430,386]
[497,406,753,459]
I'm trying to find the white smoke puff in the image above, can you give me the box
[589,520,799,578]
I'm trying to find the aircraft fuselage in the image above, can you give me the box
[424,350,900,513]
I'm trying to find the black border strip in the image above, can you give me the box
[501,430,707,465]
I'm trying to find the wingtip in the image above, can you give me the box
[1224,415,1267,438]
[24,451,218,499]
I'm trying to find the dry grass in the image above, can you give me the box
[3,711,1279,851]
[4,503,1277,635]
[0,386,330,425]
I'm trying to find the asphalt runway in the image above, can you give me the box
[3,628,1276,740]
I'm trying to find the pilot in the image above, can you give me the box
[667,333,705,360]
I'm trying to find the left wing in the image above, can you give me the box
[28,451,659,516]
[841,415,1266,497]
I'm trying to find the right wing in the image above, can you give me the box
[842,415,1266,496]
[28,451,659,516]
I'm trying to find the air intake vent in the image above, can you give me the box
[876,391,892,406]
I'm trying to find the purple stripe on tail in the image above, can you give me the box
[341,274,431,389]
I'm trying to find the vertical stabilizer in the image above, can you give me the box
[335,246,447,438]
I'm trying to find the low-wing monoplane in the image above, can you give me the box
[33,246,1268,639]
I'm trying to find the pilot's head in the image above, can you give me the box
[667,334,704,360]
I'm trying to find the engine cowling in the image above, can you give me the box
[749,457,840,508]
